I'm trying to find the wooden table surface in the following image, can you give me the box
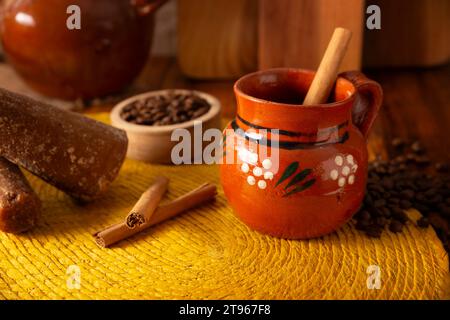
[86,56,450,164]
[1,57,449,299]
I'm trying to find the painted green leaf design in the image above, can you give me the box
[275,161,299,187]
[283,178,316,197]
[285,169,312,190]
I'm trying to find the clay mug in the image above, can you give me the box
[220,68,382,239]
[0,0,166,100]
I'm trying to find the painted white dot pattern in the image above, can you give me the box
[238,148,251,163]
[257,180,267,189]
[239,148,275,190]
[253,167,263,177]
[264,171,274,180]
[342,166,350,176]
[346,154,354,165]
[348,175,355,185]
[330,169,339,180]
[249,153,258,165]
[329,154,358,188]
[262,159,272,170]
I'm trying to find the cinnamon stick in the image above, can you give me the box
[303,27,352,105]
[125,176,169,229]
[94,183,217,248]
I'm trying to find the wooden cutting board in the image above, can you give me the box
[363,0,450,67]
[259,0,364,72]
[177,0,258,79]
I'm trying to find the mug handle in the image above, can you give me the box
[131,0,167,16]
[340,71,383,139]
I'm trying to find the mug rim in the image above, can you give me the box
[234,67,356,109]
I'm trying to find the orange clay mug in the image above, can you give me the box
[220,68,382,239]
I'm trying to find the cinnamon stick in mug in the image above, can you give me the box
[125,176,169,228]
[303,27,352,105]
[94,183,217,248]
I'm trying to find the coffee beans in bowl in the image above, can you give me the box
[120,91,211,126]
[110,89,221,164]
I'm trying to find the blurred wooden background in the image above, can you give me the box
[151,0,450,79]
[1,0,449,79]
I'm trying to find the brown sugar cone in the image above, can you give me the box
[0,157,41,233]
[0,88,128,201]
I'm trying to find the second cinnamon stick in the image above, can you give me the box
[125,176,169,228]
[94,183,217,248]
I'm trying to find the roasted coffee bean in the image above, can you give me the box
[352,139,450,261]
[415,156,431,166]
[391,137,405,150]
[359,210,371,221]
[381,178,394,190]
[370,183,385,193]
[373,199,386,208]
[400,189,414,200]
[394,155,406,164]
[356,219,371,230]
[394,211,408,223]
[424,188,436,197]
[388,197,400,205]
[120,91,211,126]
[382,208,392,218]
[389,220,403,233]
[406,153,416,162]
[399,200,412,209]
[429,195,443,204]
[428,213,449,233]
[440,206,450,218]
[413,203,430,214]
[365,225,382,238]
[415,192,426,202]
[411,141,425,154]
[435,162,449,173]
[364,194,374,207]
[375,216,388,227]
[417,217,429,228]
[391,207,404,217]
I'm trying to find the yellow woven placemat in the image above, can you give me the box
[0,113,448,300]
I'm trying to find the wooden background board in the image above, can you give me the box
[258,0,364,72]
[177,0,258,79]
[364,0,450,67]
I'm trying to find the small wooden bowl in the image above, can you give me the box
[110,89,221,164]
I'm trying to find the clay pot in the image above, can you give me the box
[0,0,166,100]
[220,68,382,239]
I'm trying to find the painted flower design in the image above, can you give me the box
[238,147,274,190]
[329,154,358,187]
[275,161,316,197]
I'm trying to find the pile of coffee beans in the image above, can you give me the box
[353,139,450,255]
[120,91,211,126]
